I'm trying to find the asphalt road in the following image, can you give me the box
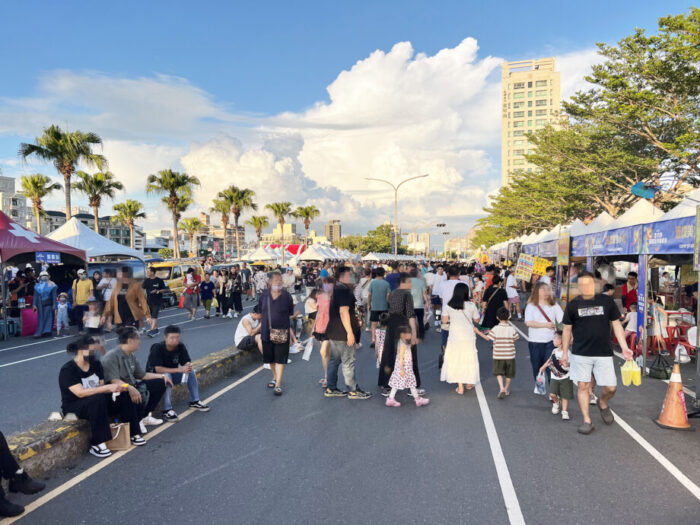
[5,316,700,524]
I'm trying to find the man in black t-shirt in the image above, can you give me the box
[562,271,633,435]
[143,267,167,337]
[324,266,371,400]
[146,325,210,421]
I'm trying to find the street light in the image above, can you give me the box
[365,174,429,256]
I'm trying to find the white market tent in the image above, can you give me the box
[47,217,144,261]
[604,199,662,230]
[298,245,327,261]
[583,211,615,234]
[246,246,275,261]
[655,188,700,221]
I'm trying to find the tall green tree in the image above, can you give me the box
[220,186,257,259]
[146,169,200,258]
[265,202,292,265]
[19,174,61,235]
[292,205,320,247]
[112,200,146,249]
[210,198,231,258]
[19,125,106,219]
[245,215,269,247]
[74,171,124,233]
[178,217,205,257]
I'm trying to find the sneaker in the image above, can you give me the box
[131,435,147,446]
[577,422,595,435]
[324,388,347,398]
[561,411,570,421]
[589,393,598,405]
[348,387,372,400]
[162,409,179,421]
[534,386,540,395]
[139,421,147,434]
[370,342,375,349]
[414,397,430,407]
[141,413,163,427]
[89,445,112,458]
[408,389,426,397]
[226,312,233,319]
[234,312,239,318]
[189,401,211,412]
[0,490,24,517]
[551,403,561,415]
[517,313,522,319]
[380,387,391,397]
[9,471,45,495]
[263,363,271,370]
[385,397,401,407]
[356,342,363,349]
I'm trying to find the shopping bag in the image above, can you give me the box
[648,354,671,380]
[106,423,131,451]
[302,338,314,361]
[211,297,219,309]
[621,360,633,386]
[535,370,547,395]
[676,345,691,364]
[289,342,303,354]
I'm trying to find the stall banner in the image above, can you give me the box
[695,207,700,271]
[532,256,550,276]
[555,265,562,299]
[514,254,535,281]
[539,240,557,258]
[36,251,60,264]
[571,225,643,257]
[586,256,593,272]
[557,234,570,267]
[646,216,694,254]
[636,254,647,341]
[522,244,538,255]
[507,242,522,263]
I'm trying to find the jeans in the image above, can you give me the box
[528,341,553,383]
[441,329,449,348]
[327,340,357,392]
[163,372,200,410]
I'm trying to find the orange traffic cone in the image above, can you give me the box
[655,363,693,431]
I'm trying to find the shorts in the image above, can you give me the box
[508,296,520,304]
[183,293,197,310]
[430,295,441,307]
[313,331,328,341]
[262,340,290,365]
[147,302,161,319]
[237,335,258,351]
[570,354,617,387]
[493,359,516,378]
[203,299,212,311]
[370,310,387,322]
[550,377,574,400]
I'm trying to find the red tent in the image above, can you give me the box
[0,210,86,265]
[265,244,307,255]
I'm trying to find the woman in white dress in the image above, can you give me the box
[440,283,485,394]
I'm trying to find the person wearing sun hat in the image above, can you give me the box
[33,270,58,338]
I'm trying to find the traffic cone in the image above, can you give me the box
[655,363,693,431]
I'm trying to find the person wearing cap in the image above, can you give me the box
[72,268,94,334]
[33,270,57,338]
[282,266,296,297]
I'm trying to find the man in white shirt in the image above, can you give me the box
[235,305,262,352]
[97,269,118,331]
[538,266,555,286]
[505,271,522,319]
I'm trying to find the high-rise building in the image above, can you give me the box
[501,57,561,186]
[406,232,430,254]
[0,176,32,228]
[324,220,342,244]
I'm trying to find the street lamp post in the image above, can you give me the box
[366,174,429,257]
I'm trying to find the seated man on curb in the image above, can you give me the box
[102,326,173,438]
[234,303,263,353]
[146,325,211,422]
[0,430,45,518]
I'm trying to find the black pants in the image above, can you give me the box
[414,309,425,340]
[232,291,242,313]
[109,380,165,436]
[0,431,19,479]
[216,292,224,314]
[63,395,112,446]
[73,304,88,330]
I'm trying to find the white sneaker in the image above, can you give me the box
[141,413,163,427]
[589,394,598,405]
[561,411,570,420]
[534,386,540,395]
[517,314,522,320]
[234,312,239,318]
[139,421,147,434]
[263,363,271,370]
[227,312,233,319]
[551,402,560,415]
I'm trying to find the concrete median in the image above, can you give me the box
[7,345,260,478]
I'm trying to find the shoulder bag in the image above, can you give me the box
[266,293,289,344]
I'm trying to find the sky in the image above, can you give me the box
[0,1,692,245]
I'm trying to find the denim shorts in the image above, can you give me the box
[570,354,617,387]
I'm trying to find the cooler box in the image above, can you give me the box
[21,308,38,337]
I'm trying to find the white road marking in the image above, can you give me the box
[5,365,264,524]
[508,321,528,341]
[0,336,72,354]
[0,350,66,368]
[611,409,700,501]
[475,383,526,525]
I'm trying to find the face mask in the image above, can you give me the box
[80,274,87,280]
[322,283,334,293]
[271,284,283,292]
[85,352,96,365]
[41,276,49,282]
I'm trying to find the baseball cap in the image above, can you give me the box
[77,269,86,275]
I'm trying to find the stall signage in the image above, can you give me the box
[532,256,550,277]
[647,216,695,254]
[539,240,557,258]
[693,208,700,271]
[514,254,534,281]
[35,252,60,264]
[636,254,646,340]
[557,234,570,267]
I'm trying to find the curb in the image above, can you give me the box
[7,345,260,478]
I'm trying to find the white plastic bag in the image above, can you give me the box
[676,344,691,364]
[289,342,303,354]
[535,370,547,395]
[302,338,314,361]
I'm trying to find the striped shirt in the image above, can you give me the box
[487,323,519,360]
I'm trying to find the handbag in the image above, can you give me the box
[106,422,131,451]
[211,297,219,309]
[134,380,151,407]
[266,294,289,344]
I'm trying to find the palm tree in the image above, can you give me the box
[265,201,292,265]
[74,171,124,233]
[146,169,200,258]
[178,218,204,257]
[19,125,106,219]
[19,174,61,234]
[246,215,269,247]
[292,205,320,247]
[210,198,231,258]
[112,200,146,249]
[220,185,257,259]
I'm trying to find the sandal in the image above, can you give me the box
[318,378,327,387]
[267,381,276,389]
[455,388,464,395]
[274,387,283,396]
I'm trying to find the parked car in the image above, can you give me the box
[149,259,204,307]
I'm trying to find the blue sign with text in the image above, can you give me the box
[35,252,60,264]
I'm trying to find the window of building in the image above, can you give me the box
[513,131,524,136]
[527,110,532,117]
[528,91,533,98]
[514,149,524,155]
[527,101,532,107]
[535,90,547,97]
[527,168,533,173]
[110,228,120,236]
[536,80,547,87]
[513,93,524,100]
[527,120,532,127]
[536,119,546,126]
[513,101,524,109]
[11,210,17,217]
[513,140,525,146]
[535,99,547,106]
[513,121,524,128]
[513,82,524,89]
[536,109,547,116]
[528,81,532,88]
[513,159,525,166]
[513,111,524,117]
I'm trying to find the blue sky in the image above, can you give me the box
[0,1,692,240]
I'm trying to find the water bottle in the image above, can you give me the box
[18,297,25,309]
